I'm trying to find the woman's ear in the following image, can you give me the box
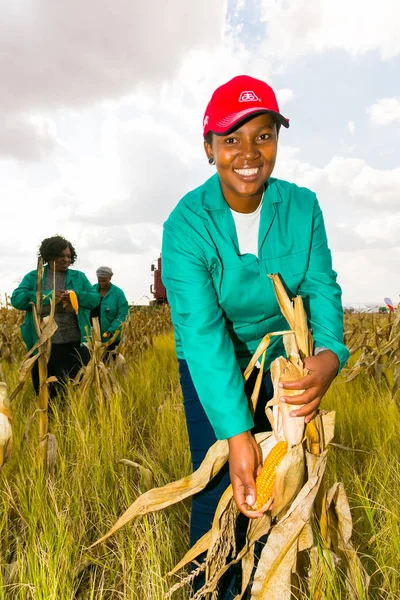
[204,139,213,159]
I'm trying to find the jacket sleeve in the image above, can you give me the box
[162,221,254,440]
[76,274,101,310]
[11,272,36,311]
[107,290,129,334]
[298,198,350,371]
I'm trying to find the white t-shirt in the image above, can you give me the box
[230,199,263,257]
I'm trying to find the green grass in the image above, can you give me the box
[0,334,399,599]
[0,336,190,599]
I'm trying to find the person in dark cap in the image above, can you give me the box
[91,266,129,354]
[11,235,100,396]
[162,75,349,597]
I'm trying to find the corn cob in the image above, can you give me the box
[0,382,12,467]
[253,440,288,510]
[67,290,79,314]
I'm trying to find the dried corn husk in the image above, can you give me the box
[74,317,120,401]
[90,274,367,599]
[0,381,12,467]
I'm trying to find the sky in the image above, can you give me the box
[1,0,399,306]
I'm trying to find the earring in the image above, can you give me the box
[208,157,215,165]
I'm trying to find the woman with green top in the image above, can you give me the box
[162,75,349,597]
[11,235,100,396]
[91,266,129,354]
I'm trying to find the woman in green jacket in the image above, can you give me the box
[162,75,349,597]
[11,235,100,396]
[91,266,129,354]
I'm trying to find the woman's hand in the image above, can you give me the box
[55,290,70,302]
[228,430,264,518]
[279,350,339,422]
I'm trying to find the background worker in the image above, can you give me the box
[11,235,100,396]
[91,266,129,354]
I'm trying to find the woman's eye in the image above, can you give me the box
[258,133,270,141]
[225,137,237,144]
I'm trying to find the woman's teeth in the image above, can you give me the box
[234,168,260,176]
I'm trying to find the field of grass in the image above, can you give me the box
[0,318,399,599]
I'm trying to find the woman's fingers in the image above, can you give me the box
[289,397,320,418]
[231,475,261,519]
[279,374,313,390]
[228,431,263,518]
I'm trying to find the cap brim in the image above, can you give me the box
[211,108,289,135]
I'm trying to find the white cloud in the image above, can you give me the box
[258,0,400,60]
[0,1,227,113]
[276,88,294,107]
[0,113,59,160]
[367,97,400,125]
[1,1,400,306]
[347,121,355,136]
[0,0,227,160]
[324,157,400,206]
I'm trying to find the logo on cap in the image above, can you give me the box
[239,90,260,102]
[203,115,209,128]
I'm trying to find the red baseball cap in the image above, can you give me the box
[203,75,289,138]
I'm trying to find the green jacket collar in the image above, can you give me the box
[201,174,283,254]
[93,282,115,297]
[202,173,282,210]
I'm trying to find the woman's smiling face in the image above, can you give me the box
[204,113,278,212]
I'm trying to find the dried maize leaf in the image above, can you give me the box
[298,522,314,552]
[271,442,305,518]
[305,419,321,455]
[89,441,227,547]
[243,331,291,382]
[326,482,370,598]
[234,516,273,600]
[268,274,295,330]
[250,453,328,599]
[24,317,58,358]
[91,317,102,343]
[35,257,44,316]
[206,490,237,586]
[9,354,40,401]
[91,431,270,548]
[169,530,212,576]
[173,510,273,600]
[208,485,236,550]
[282,332,300,364]
[293,296,310,358]
[258,432,277,460]
[117,459,154,492]
[250,350,266,412]
[168,485,239,575]
[310,411,335,452]
[251,534,298,600]
[326,482,353,547]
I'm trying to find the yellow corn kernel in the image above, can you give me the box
[68,290,79,315]
[253,440,288,509]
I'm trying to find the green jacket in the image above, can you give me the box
[162,174,349,440]
[92,283,129,342]
[11,266,100,351]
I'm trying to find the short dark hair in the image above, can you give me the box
[38,235,77,264]
[204,115,281,146]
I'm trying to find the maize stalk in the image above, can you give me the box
[0,382,12,467]
[90,274,368,600]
